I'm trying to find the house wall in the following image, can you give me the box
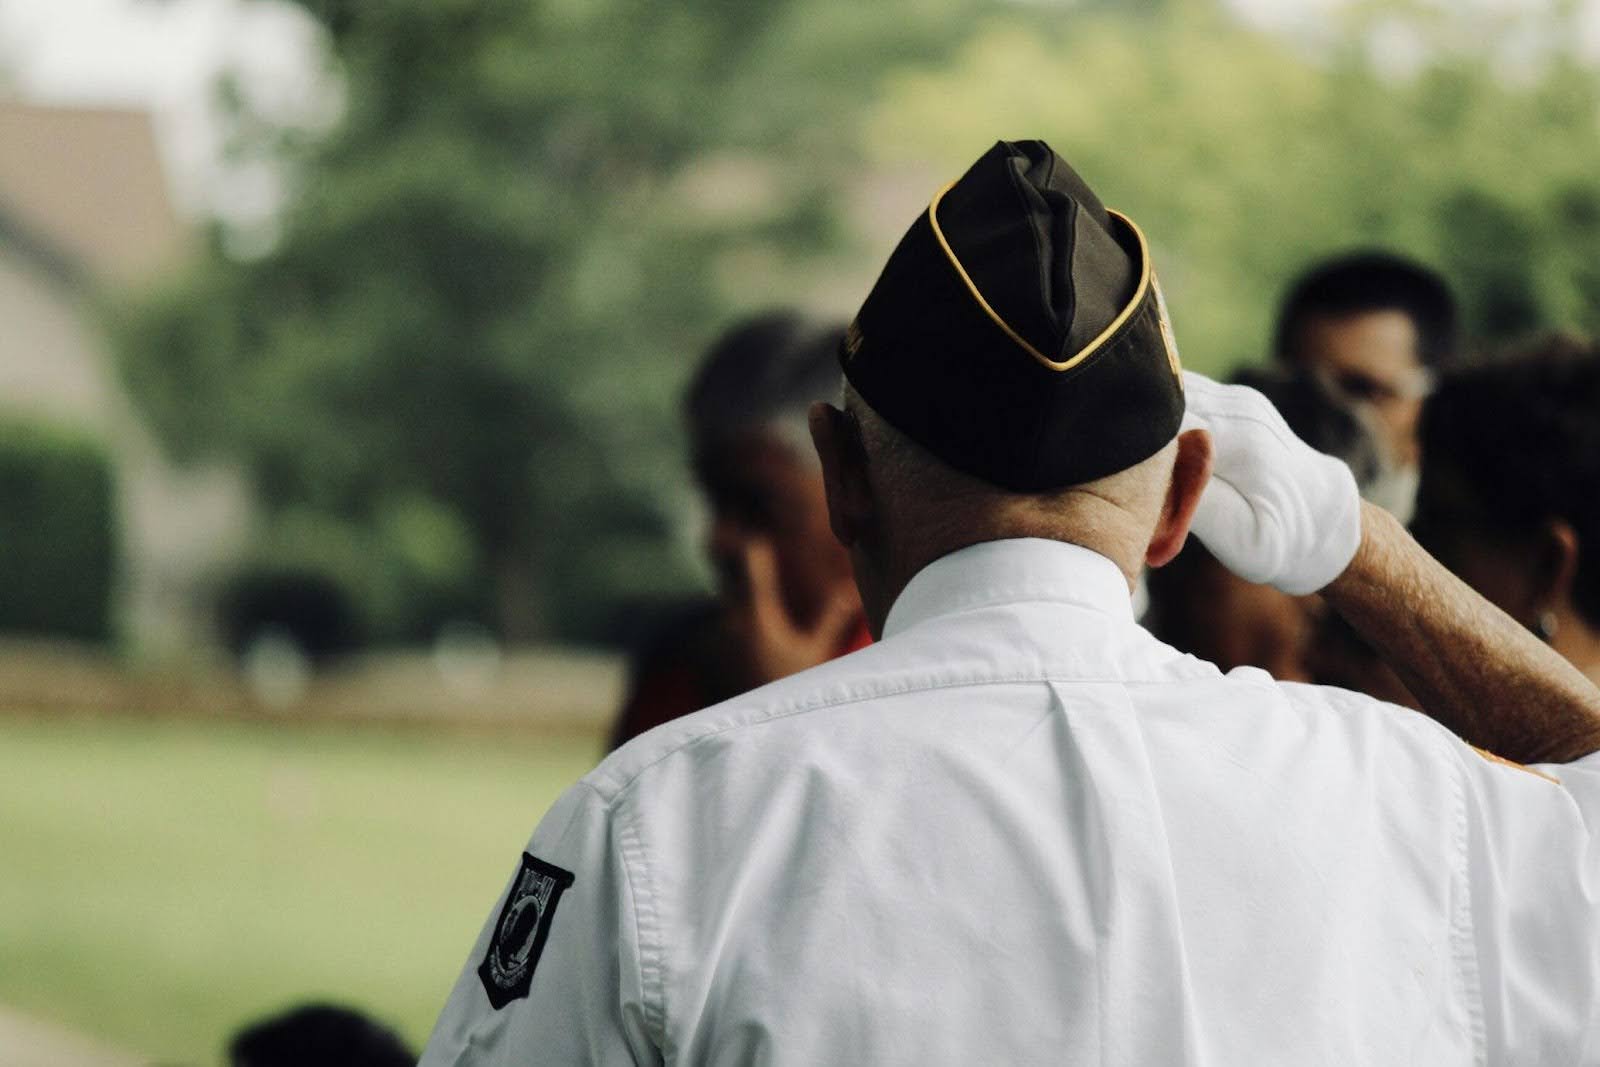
[0,242,253,658]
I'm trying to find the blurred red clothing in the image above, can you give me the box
[608,604,872,751]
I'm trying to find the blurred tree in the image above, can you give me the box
[119,0,1600,647]
[116,0,975,643]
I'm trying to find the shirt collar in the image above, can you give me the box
[882,537,1135,639]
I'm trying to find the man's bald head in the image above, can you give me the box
[844,383,1177,572]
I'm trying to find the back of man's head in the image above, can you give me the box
[844,381,1177,573]
[825,140,1206,609]
[1274,251,1458,370]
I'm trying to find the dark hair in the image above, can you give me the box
[684,311,845,443]
[1274,251,1459,369]
[228,1003,414,1067]
[1417,335,1600,626]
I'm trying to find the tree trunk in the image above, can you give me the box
[492,547,545,644]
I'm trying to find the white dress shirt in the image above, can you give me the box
[422,538,1600,1066]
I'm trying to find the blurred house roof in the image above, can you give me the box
[0,99,189,289]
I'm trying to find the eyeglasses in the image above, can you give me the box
[1315,365,1436,406]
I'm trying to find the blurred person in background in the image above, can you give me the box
[228,1003,413,1067]
[608,312,868,750]
[1273,251,1459,519]
[1412,335,1600,685]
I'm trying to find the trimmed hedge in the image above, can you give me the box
[0,421,116,641]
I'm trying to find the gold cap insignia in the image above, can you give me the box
[843,319,864,362]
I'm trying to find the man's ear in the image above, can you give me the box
[1145,428,1213,568]
[808,401,873,548]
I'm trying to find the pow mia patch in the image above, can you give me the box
[477,853,575,1009]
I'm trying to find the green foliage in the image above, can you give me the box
[866,1,1600,372]
[115,0,1600,646]
[0,421,115,641]
[115,0,978,643]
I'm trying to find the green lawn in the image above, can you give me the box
[0,714,603,1065]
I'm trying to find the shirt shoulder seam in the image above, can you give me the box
[587,669,1211,804]
[612,791,668,1053]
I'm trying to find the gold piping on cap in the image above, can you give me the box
[926,179,1154,373]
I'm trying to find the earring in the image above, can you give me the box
[1534,610,1560,643]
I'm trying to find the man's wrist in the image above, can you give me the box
[1322,501,1400,602]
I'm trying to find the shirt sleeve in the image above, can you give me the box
[1461,746,1600,1062]
[419,781,659,1067]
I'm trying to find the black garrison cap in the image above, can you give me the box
[841,139,1185,491]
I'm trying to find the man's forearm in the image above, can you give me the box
[1323,502,1600,765]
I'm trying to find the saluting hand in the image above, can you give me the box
[1180,371,1363,595]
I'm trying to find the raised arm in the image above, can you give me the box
[1180,371,1600,765]
[1324,501,1600,764]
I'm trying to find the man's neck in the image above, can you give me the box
[861,500,1149,638]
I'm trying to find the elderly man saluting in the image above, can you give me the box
[421,141,1600,1065]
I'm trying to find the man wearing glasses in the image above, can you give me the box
[1273,251,1458,519]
